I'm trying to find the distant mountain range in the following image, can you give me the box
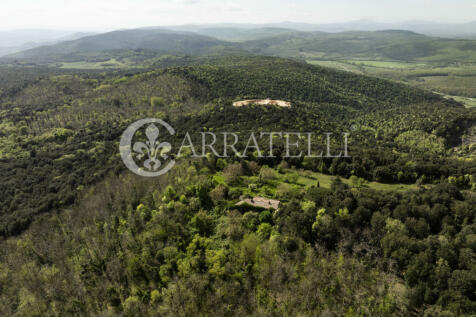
[240,29,476,62]
[0,29,78,47]
[160,26,299,42]
[12,29,226,56]
[269,20,476,38]
[3,20,476,65]
[6,28,476,66]
[0,30,97,57]
[169,20,476,39]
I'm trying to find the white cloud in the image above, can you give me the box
[182,0,201,5]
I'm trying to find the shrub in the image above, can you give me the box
[210,185,228,201]
[223,163,244,184]
[151,96,166,108]
[257,223,273,241]
[259,166,277,182]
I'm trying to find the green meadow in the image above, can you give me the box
[60,58,130,69]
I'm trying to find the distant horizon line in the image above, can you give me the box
[1,18,476,33]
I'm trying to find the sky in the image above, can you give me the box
[1,0,475,31]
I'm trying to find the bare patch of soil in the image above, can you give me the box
[233,99,291,107]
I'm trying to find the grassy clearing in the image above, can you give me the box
[289,169,418,192]
[347,60,425,69]
[214,167,418,204]
[439,94,476,108]
[306,60,364,73]
[60,58,129,69]
[411,75,476,98]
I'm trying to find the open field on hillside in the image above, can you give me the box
[289,169,418,192]
[440,94,476,108]
[307,59,476,106]
[60,58,130,69]
[306,60,364,73]
[213,167,418,202]
[348,60,426,69]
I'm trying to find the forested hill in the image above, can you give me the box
[167,56,449,109]
[6,28,476,66]
[170,26,301,42]
[240,30,476,62]
[9,29,239,61]
[1,55,476,315]
[0,56,474,237]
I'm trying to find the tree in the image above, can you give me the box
[151,96,165,108]
[256,223,273,241]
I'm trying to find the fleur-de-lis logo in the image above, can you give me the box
[133,124,172,171]
[120,119,175,177]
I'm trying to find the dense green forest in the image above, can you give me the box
[1,56,476,315]
[1,158,476,315]
[5,27,476,105]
